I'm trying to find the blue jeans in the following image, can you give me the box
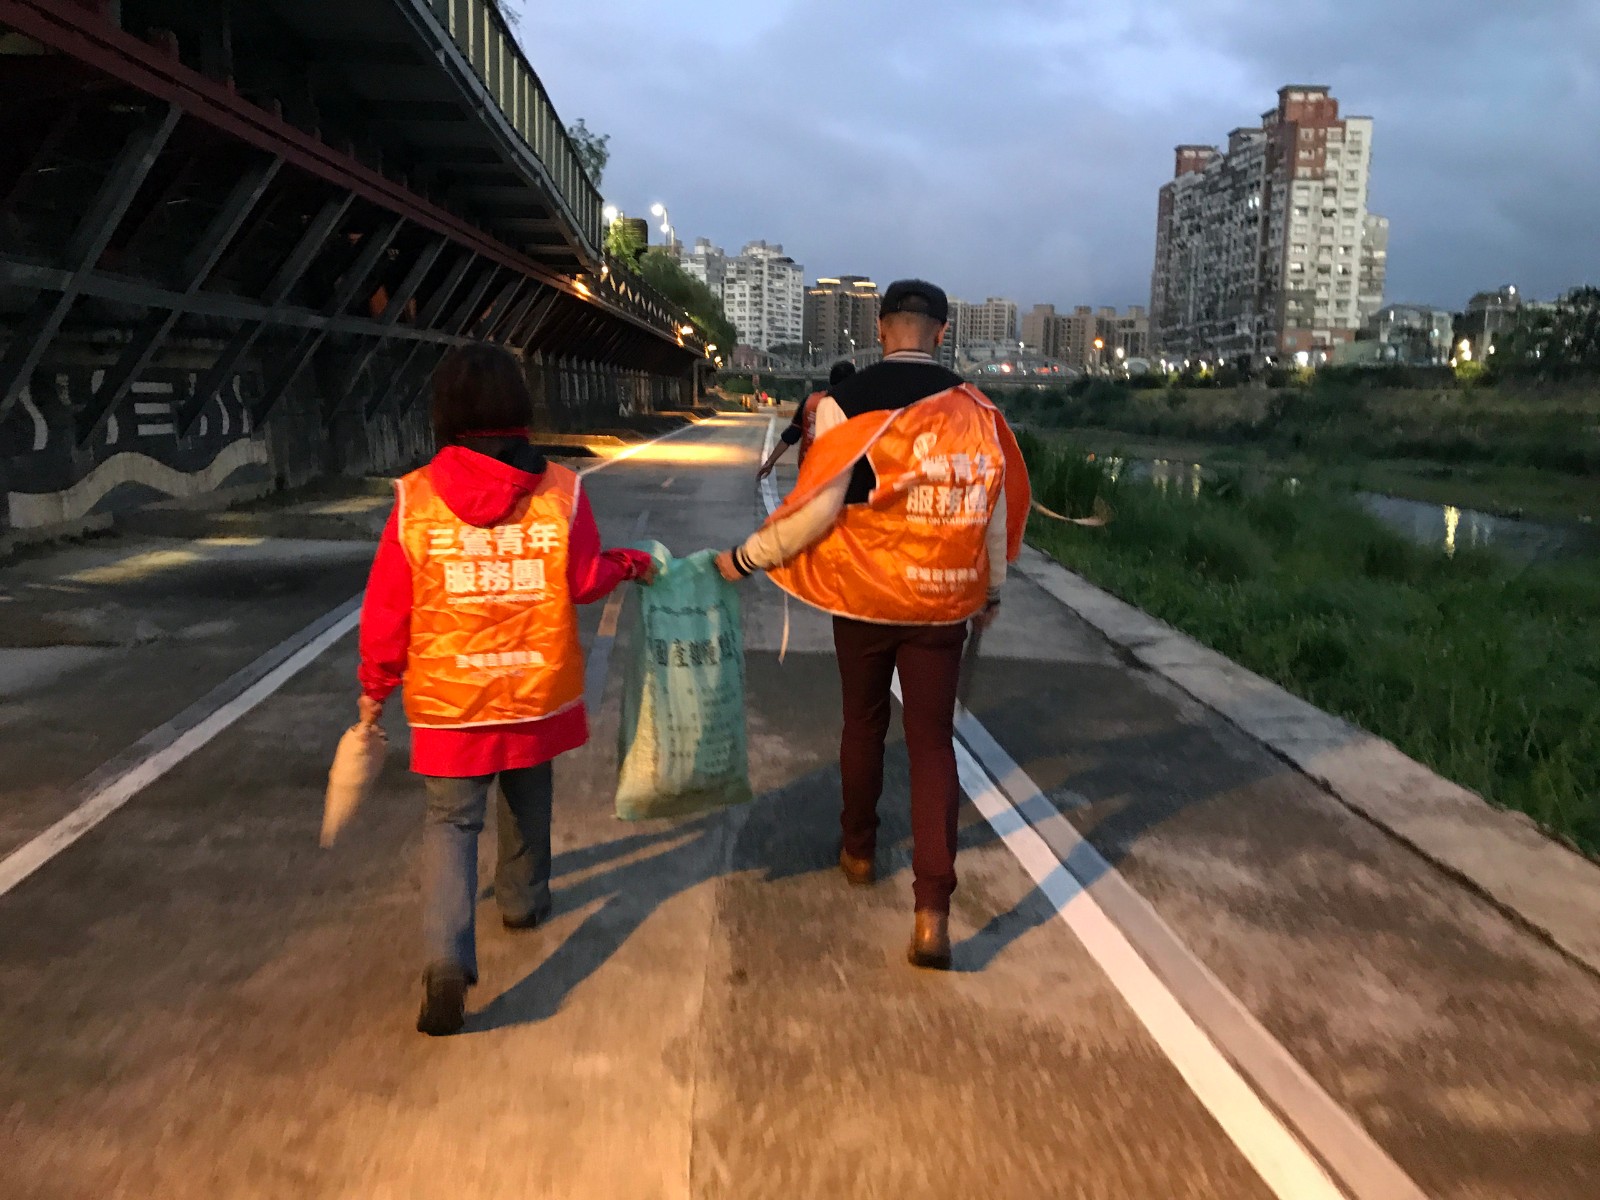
[421,764,554,981]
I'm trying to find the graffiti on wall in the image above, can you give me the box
[1,367,271,531]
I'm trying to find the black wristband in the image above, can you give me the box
[730,547,755,578]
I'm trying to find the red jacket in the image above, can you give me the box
[359,444,649,777]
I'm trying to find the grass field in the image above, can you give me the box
[1019,431,1600,854]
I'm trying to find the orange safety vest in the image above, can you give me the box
[765,384,1031,625]
[394,463,585,729]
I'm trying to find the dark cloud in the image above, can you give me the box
[519,0,1600,310]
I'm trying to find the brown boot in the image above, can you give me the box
[838,847,877,886]
[907,909,952,970]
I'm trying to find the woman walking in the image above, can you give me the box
[356,344,653,1035]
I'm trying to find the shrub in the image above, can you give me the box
[1361,529,1423,582]
[1242,487,1304,545]
[1038,443,1118,520]
[1180,515,1273,582]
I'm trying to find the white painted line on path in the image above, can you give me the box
[938,711,1347,1200]
[758,417,781,514]
[952,708,1430,1200]
[0,597,363,899]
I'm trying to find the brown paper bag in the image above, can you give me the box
[321,722,388,847]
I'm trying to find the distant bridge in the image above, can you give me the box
[0,0,708,546]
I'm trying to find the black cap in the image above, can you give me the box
[879,278,949,324]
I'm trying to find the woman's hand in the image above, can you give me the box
[357,695,383,727]
[715,551,743,583]
[634,559,657,586]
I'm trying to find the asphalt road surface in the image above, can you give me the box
[1,414,1596,1199]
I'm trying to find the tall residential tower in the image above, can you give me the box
[803,276,880,362]
[1150,86,1385,364]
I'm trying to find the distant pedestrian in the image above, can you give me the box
[757,361,856,480]
[716,280,1029,968]
[356,343,654,1036]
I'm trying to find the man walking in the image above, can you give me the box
[717,279,1029,969]
[757,360,855,480]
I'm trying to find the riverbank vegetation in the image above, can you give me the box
[1050,426,1600,524]
[999,370,1600,522]
[1018,431,1600,854]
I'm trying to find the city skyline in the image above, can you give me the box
[517,1,1596,314]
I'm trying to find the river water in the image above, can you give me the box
[1121,458,1600,564]
[1353,493,1600,564]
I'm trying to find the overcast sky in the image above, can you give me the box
[515,1,1599,312]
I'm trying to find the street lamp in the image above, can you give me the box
[649,202,676,247]
[602,204,619,224]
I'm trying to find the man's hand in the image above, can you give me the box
[973,599,1001,634]
[357,695,383,727]
[715,551,743,582]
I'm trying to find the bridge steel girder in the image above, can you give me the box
[360,249,481,423]
[1,0,706,453]
[4,0,700,357]
[0,254,488,350]
[334,235,449,420]
[0,102,181,423]
[181,191,355,436]
[523,300,588,361]
[385,262,507,421]
[0,97,83,217]
[76,154,285,447]
[504,287,563,351]
[252,211,407,427]
[445,263,506,342]
[472,276,524,342]
[491,283,543,347]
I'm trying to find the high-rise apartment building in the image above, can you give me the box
[960,297,1019,346]
[1108,305,1150,360]
[1021,304,1069,358]
[939,298,968,370]
[1150,85,1385,364]
[1022,305,1149,370]
[1359,215,1388,321]
[678,238,728,295]
[803,276,880,362]
[721,240,804,352]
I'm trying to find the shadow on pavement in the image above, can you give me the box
[468,812,733,1031]
[469,753,1027,1030]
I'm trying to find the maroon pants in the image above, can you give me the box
[832,616,968,913]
